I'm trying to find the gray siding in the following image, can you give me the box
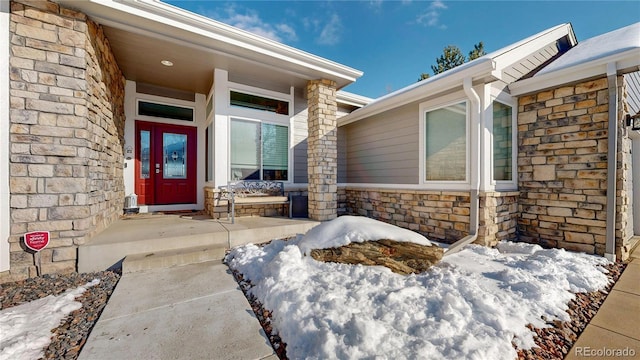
[293,90,308,184]
[337,127,347,183]
[625,71,640,114]
[344,104,419,184]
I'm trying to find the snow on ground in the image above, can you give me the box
[0,279,100,360]
[298,215,432,255]
[227,217,611,360]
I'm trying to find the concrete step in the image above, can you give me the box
[122,245,227,273]
[78,216,229,273]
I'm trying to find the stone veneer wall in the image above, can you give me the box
[342,187,518,245]
[343,187,470,242]
[616,76,635,260]
[2,0,125,282]
[307,79,338,221]
[477,192,519,247]
[517,76,631,259]
[204,187,308,219]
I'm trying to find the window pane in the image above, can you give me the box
[230,119,260,180]
[262,124,288,180]
[230,91,289,115]
[493,101,513,181]
[425,102,467,181]
[163,133,187,179]
[140,130,150,179]
[139,101,193,121]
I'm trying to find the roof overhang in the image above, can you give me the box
[510,48,640,96]
[338,58,498,126]
[337,91,373,108]
[54,0,362,94]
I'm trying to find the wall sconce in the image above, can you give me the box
[626,112,640,131]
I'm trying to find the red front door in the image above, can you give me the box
[135,121,197,205]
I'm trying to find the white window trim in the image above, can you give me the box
[228,116,292,183]
[490,97,518,191]
[419,99,471,190]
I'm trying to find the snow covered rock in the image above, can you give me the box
[299,216,442,274]
[309,239,444,275]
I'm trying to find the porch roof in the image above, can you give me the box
[55,0,363,95]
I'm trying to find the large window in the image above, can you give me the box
[424,102,467,181]
[493,101,513,181]
[230,119,288,181]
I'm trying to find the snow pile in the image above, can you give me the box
[0,279,100,360]
[298,215,432,256]
[228,233,610,359]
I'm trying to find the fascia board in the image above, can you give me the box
[63,0,363,83]
[337,91,374,107]
[509,48,640,96]
[338,59,496,126]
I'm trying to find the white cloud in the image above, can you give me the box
[416,0,448,28]
[212,5,298,43]
[317,13,342,45]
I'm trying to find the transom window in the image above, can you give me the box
[230,118,288,181]
[492,101,513,181]
[230,91,289,115]
[138,101,194,121]
[424,102,467,181]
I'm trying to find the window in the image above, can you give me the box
[230,119,288,181]
[493,101,513,181]
[424,102,467,181]
[230,91,289,115]
[138,101,194,121]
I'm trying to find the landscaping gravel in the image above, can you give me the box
[0,271,120,360]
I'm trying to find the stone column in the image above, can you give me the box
[307,79,338,221]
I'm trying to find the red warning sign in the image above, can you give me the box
[24,231,50,252]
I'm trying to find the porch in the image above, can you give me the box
[77,213,319,273]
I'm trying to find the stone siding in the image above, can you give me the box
[616,76,635,259]
[342,187,518,245]
[477,192,519,247]
[204,187,309,219]
[517,77,614,256]
[2,0,125,282]
[307,79,338,221]
[343,187,471,242]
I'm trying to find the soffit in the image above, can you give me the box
[57,0,361,95]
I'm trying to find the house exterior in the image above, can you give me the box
[0,0,365,282]
[337,22,640,261]
[1,0,638,283]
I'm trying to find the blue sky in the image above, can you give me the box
[166,1,640,99]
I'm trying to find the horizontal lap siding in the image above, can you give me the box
[344,105,419,184]
[293,91,308,184]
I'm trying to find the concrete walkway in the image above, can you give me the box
[566,247,640,359]
[79,261,276,360]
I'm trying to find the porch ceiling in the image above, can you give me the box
[55,0,361,96]
[102,26,311,95]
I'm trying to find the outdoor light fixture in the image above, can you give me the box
[160,60,174,67]
[626,111,640,131]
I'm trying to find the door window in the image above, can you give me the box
[163,133,187,179]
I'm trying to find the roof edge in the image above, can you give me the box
[338,58,496,126]
[509,48,640,96]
